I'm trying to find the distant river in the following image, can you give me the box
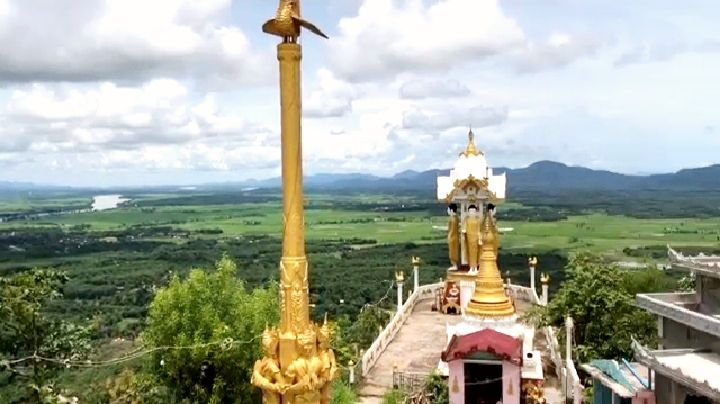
[92,195,129,211]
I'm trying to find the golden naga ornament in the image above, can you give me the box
[263,0,329,42]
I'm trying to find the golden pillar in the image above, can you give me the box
[465,210,516,317]
[252,2,334,403]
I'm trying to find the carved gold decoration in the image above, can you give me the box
[540,273,550,284]
[440,281,461,315]
[411,256,421,265]
[522,380,547,404]
[465,210,516,317]
[251,327,285,402]
[528,256,538,268]
[253,2,335,401]
[263,0,328,43]
[395,270,405,283]
[444,175,499,203]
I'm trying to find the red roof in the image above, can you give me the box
[441,329,522,364]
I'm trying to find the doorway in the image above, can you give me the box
[464,361,503,404]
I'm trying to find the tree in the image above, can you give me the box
[622,266,676,296]
[143,256,279,403]
[0,269,91,403]
[536,252,656,362]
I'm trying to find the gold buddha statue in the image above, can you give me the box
[462,204,482,273]
[447,204,460,270]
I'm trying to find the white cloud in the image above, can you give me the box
[402,105,508,131]
[329,0,526,81]
[399,79,470,99]
[0,0,269,85]
[0,80,273,169]
[513,33,600,73]
[305,69,358,118]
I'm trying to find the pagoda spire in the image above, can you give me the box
[460,126,483,157]
[465,207,515,317]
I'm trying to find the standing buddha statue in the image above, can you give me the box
[462,205,482,274]
[447,204,460,270]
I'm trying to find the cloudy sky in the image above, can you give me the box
[0,0,718,187]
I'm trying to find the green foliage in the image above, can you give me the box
[382,388,408,404]
[143,256,279,404]
[103,368,171,404]
[334,305,391,367]
[621,267,677,296]
[677,271,696,292]
[330,379,357,404]
[0,269,91,402]
[424,371,449,404]
[539,252,657,362]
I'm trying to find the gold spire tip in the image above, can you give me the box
[459,126,483,157]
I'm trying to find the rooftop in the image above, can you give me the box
[668,245,720,278]
[633,341,720,401]
[436,130,506,202]
[636,292,720,337]
[581,360,651,398]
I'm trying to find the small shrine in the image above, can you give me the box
[437,129,507,312]
[435,130,545,404]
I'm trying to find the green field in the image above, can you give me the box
[5,199,718,258]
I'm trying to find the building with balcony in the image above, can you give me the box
[633,246,720,403]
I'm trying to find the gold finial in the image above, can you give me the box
[482,212,497,247]
[263,0,329,43]
[528,256,538,267]
[318,313,334,345]
[411,256,421,265]
[395,270,405,283]
[540,273,550,284]
[459,127,483,157]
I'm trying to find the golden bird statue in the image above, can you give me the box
[263,0,329,42]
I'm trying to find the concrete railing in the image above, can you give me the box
[361,282,443,377]
[505,285,582,403]
[567,359,583,404]
[506,284,541,305]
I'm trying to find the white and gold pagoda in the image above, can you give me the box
[438,129,509,313]
[436,131,541,404]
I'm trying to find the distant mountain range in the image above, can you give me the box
[3,161,720,192]
[234,161,720,192]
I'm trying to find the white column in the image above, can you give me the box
[541,282,549,306]
[348,361,355,384]
[413,259,420,292]
[397,281,404,312]
[530,265,536,292]
[565,316,574,361]
[657,315,664,350]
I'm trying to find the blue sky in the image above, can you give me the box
[0,0,718,186]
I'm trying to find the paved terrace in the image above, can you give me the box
[357,296,563,403]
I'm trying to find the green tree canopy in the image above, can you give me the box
[143,256,279,403]
[0,269,91,403]
[538,252,657,362]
